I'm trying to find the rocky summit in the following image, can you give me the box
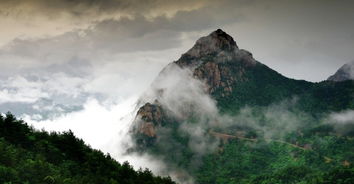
[134,29,260,137]
[175,29,257,96]
[183,29,238,59]
[175,29,256,68]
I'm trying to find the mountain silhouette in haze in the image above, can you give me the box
[328,60,354,81]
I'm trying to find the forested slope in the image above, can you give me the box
[0,113,175,184]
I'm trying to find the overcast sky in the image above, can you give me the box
[1,0,354,80]
[1,0,354,171]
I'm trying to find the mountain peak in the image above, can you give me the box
[328,61,354,81]
[184,29,238,58]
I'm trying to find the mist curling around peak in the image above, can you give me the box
[131,29,354,184]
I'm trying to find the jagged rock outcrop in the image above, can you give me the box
[134,29,258,136]
[135,102,164,137]
[137,102,164,125]
[174,29,256,97]
[328,61,354,81]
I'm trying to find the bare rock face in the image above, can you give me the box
[175,29,242,68]
[175,29,256,97]
[193,62,237,96]
[137,102,164,124]
[135,102,164,137]
[328,61,354,81]
[138,123,156,137]
[193,62,222,94]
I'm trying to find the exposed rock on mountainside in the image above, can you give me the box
[135,102,165,137]
[193,61,241,96]
[175,29,256,68]
[174,29,257,97]
[180,29,239,60]
[134,29,259,136]
[328,61,354,81]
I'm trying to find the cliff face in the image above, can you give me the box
[134,29,258,137]
[192,59,250,97]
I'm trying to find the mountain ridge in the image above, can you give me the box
[133,30,354,138]
[131,29,354,184]
[134,29,314,134]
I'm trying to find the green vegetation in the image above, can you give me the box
[135,60,354,183]
[139,117,354,183]
[217,62,354,115]
[0,112,175,184]
[196,134,354,184]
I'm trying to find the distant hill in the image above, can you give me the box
[328,60,354,81]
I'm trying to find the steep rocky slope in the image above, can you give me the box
[175,29,257,97]
[133,29,314,138]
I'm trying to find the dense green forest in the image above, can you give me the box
[0,112,175,184]
[216,62,354,114]
[197,135,354,184]
[138,114,354,184]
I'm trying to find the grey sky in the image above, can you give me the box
[1,0,353,82]
[0,0,353,117]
